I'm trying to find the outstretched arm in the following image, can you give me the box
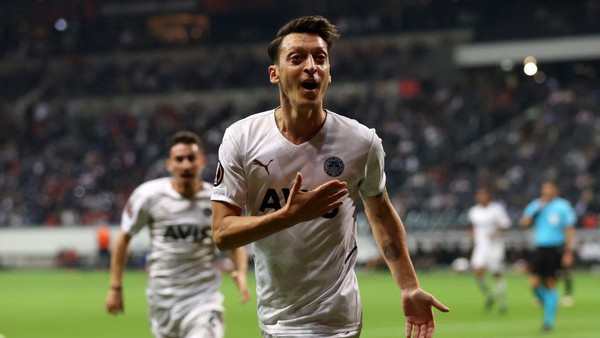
[362,189,449,338]
[105,231,131,315]
[228,246,250,304]
[212,172,348,250]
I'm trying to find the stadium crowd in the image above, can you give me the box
[1,0,600,236]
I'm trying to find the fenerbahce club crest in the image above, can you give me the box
[324,156,344,177]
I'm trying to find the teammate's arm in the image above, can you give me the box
[227,246,250,304]
[212,172,348,250]
[105,231,131,314]
[362,188,449,338]
[521,201,544,228]
[467,221,475,248]
[491,206,512,238]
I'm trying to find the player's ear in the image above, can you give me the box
[268,65,279,84]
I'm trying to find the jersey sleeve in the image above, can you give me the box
[467,207,476,225]
[211,128,247,209]
[358,130,386,197]
[120,186,151,236]
[495,204,512,229]
[523,199,540,217]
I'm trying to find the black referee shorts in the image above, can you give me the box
[530,246,563,279]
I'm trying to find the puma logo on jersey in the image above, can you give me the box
[252,159,274,175]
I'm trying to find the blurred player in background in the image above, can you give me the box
[520,181,576,332]
[96,225,111,270]
[562,187,600,307]
[105,131,249,338]
[468,187,511,313]
[211,15,448,338]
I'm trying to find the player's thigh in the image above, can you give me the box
[182,309,224,338]
[470,247,487,269]
[532,246,561,278]
[544,247,563,279]
[487,247,506,273]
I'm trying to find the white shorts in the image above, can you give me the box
[149,299,224,338]
[261,329,361,338]
[470,245,505,273]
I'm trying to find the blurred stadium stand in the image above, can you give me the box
[1,0,600,267]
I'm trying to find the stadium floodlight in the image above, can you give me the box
[524,62,538,76]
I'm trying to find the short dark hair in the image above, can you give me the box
[168,130,203,152]
[267,15,340,64]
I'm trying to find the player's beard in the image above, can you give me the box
[174,174,200,198]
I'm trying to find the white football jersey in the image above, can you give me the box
[122,178,223,312]
[468,201,512,249]
[212,109,386,335]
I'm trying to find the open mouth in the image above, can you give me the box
[301,80,318,90]
[181,172,195,179]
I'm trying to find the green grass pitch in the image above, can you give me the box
[1,269,599,338]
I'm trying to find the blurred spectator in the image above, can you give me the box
[0,2,599,237]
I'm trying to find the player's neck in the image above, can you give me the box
[171,180,201,199]
[275,105,326,145]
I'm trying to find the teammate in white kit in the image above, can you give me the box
[468,187,512,313]
[211,15,449,338]
[105,131,249,338]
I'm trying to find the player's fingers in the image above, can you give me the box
[327,188,348,201]
[292,172,303,193]
[107,304,120,314]
[319,179,347,194]
[241,287,250,304]
[431,297,450,312]
[419,323,428,338]
[426,324,436,338]
[412,323,421,338]
[405,322,413,338]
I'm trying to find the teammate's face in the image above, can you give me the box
[475,189,490,206]
[166,143,205,187]
[540,183,559,202]
[268,33,331,110]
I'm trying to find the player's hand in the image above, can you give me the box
[562,251,574,268]
[231,270,250,304]
[105,289,125,314]
[283,172,348,224]
[402,288,449,338]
